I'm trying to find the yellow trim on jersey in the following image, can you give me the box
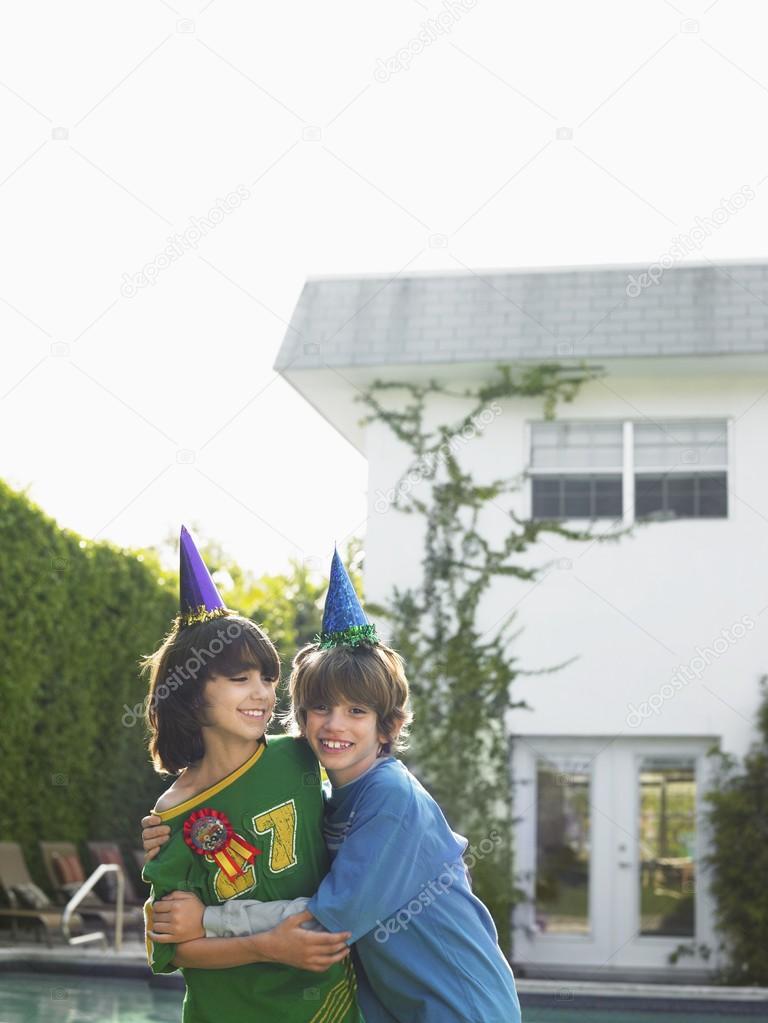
[309,978,349,1023]
[155,740,267,822]
[309,959,357,1023]
[143,898,153,965]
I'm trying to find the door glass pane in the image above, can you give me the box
[638,757,696,937]
[535,757,591,935]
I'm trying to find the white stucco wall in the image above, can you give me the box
[362,362,768,761]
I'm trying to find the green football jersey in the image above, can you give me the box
[143,734,360,1023]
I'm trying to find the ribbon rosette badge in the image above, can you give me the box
[183,808,260,879]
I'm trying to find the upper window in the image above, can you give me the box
[531,422,624,470]
[530,422,623,520]
[529,419,728,522]
[634,421,727,520]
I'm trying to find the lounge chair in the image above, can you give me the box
[39,841,144,931]
[86,841,146,906]
[0,841,84,947]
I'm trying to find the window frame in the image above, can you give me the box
[526,417,730,525]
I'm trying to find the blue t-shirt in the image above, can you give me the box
[307,758,522,1023]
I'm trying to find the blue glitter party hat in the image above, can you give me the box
[317,547,379,649]
[179,525,230,626]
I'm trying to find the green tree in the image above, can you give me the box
[703,676,768,984]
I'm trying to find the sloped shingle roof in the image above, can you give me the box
[275,262,768,370]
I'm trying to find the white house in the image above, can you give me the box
[275,261,768,983]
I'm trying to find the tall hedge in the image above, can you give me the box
[0,481,176,887]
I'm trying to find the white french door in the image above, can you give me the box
[512,736,717,975]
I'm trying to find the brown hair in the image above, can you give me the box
[286,643,412,755]
[142,614,280,775]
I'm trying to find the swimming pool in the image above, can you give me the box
[524,1008,768,1022]
[0,971,183,1023]
[521,989,768,1022]
[1,972,766,1022]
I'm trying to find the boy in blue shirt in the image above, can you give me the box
[145,551,522,1023]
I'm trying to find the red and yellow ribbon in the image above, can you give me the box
[183,807,261,878]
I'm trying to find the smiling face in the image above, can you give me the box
[303,698,391,787]
[145,615,281,774]
[288,644,412,788]
[202,667,277,745]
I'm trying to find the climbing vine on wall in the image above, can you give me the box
[358,362,618,955]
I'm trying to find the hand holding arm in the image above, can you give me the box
[141,812,171,863]
[148,891,206,943]
[170,912,351,972]
[150,891,322,944]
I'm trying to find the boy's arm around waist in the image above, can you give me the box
[172,911,351,972]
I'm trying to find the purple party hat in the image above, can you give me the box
[179,525,229,626]
[317,547,378,649]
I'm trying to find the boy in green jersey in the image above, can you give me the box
[142,527,360,1023]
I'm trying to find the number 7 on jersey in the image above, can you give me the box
[252,800,298,873]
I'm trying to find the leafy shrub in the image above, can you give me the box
[0,481,176,887]
[704,676,768,984]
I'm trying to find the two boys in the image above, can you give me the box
[144,545,522,1023]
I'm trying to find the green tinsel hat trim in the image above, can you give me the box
[177,605,233,628]
[315,622,380,650]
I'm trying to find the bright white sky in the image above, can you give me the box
[1,0,765,575]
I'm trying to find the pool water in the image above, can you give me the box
[524,1008,768,1023]
[0,972,183,1023]
[0,972,766,1022]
